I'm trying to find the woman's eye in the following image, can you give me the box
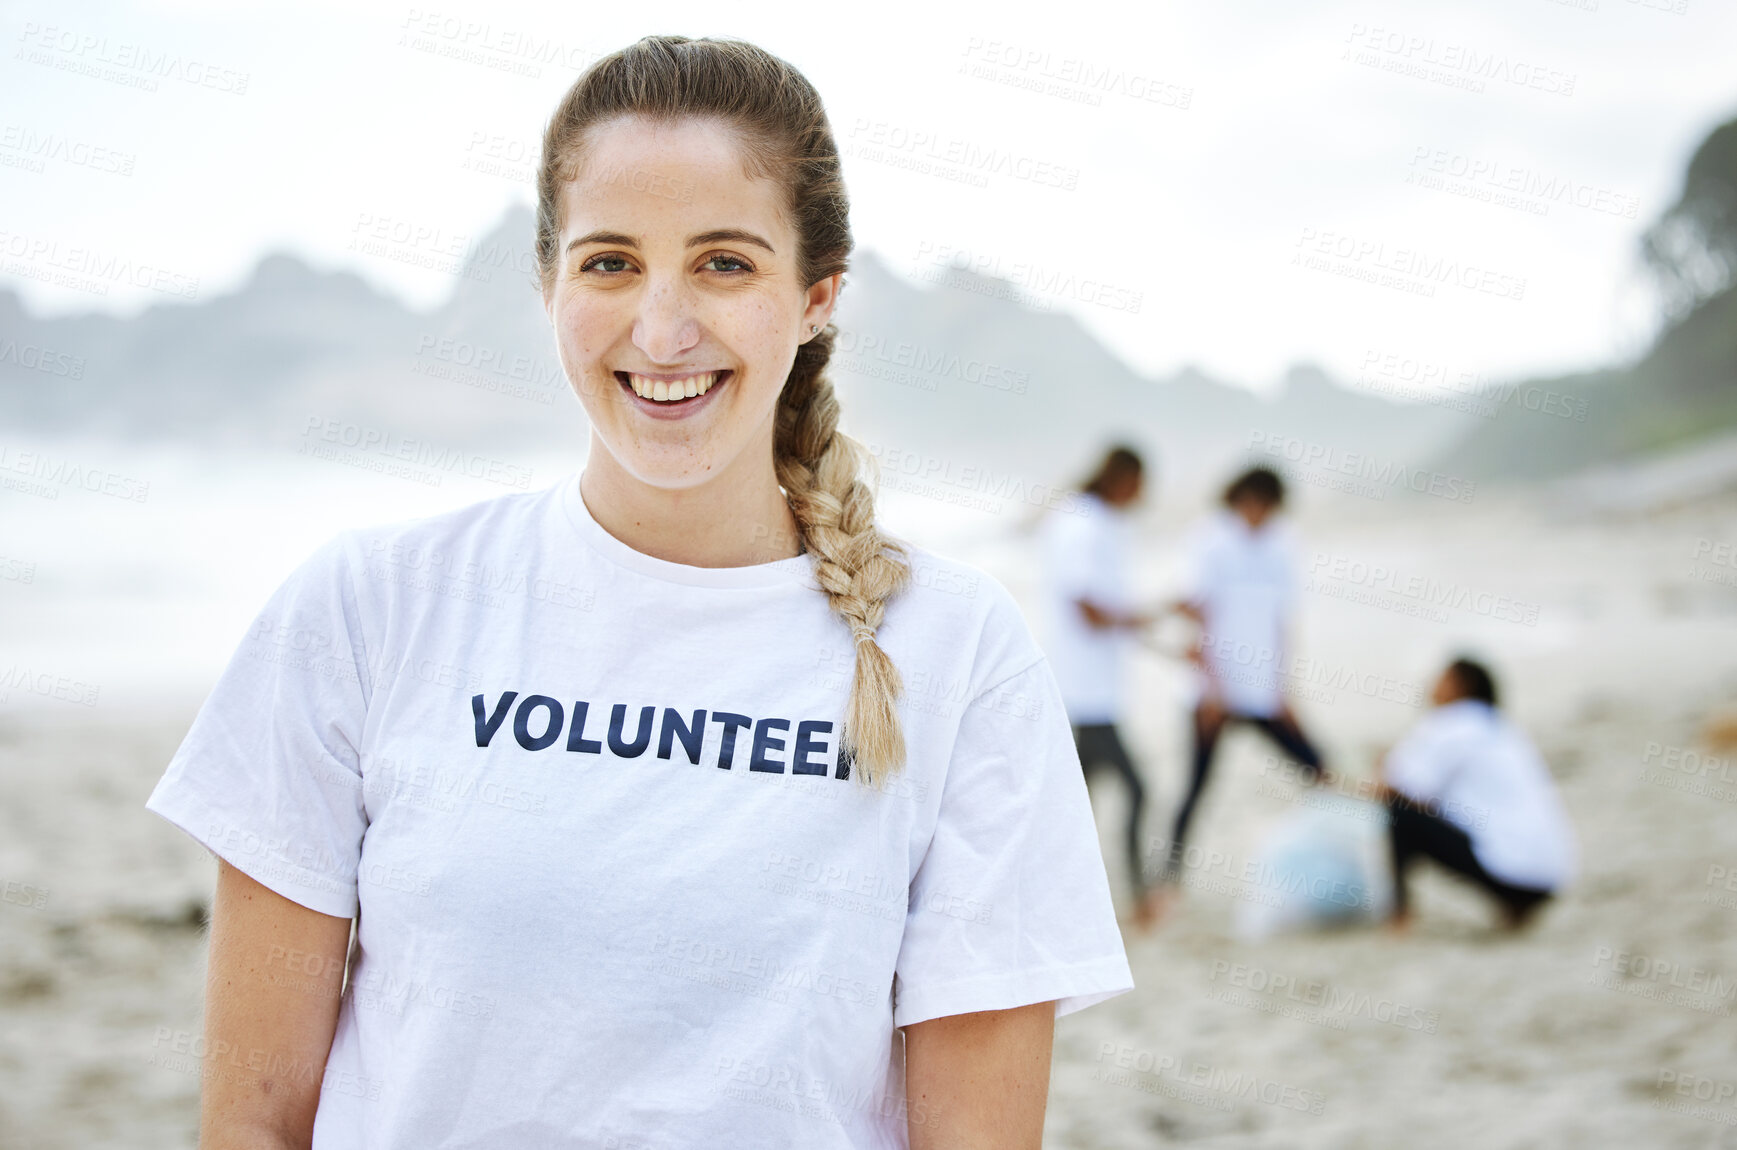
[705,254,751,273]
[580,254,632,274]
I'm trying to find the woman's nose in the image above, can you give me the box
[631,274,701,363]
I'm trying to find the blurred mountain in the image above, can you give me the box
[1435,111,1737,484]
[0,202,1478,498]
[829,253,1478,500]
[1431,283,1737,482]
[0,209,578,455]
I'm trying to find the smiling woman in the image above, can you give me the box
[143,34,1134,1150]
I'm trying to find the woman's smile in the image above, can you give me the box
[613,367,732,420]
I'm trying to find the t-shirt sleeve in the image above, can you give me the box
[1383,714,1459,805]
[1045,509,1108,603]
[143,534,372,919]
[892,656,1135,1028]
[1177,522,1217,606]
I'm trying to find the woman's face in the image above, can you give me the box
[544,115,840,491]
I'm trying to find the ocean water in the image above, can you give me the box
[0,432,1033,716]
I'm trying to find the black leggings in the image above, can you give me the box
[1387,798,1553,923]
[1158,707,1324,884]
[1072,723,1150,897]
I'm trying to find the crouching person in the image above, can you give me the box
[1378,658,1576,931]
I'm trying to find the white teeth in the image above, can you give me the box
[625,372,719,402]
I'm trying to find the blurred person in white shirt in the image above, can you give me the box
[1039,445,1168,930]
[1156,466,1330,892]
[1377,657,1576,931]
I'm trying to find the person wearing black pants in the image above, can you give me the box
[1158,467,1331,892]
[1159,705,1325,884]
[1386,798,1553,928]
[1379,658,1575,931]
[1039,446,1168,929]
[1072,721,1150,913]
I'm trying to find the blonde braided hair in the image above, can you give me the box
[535,36,913,784]
[776,328,912,784]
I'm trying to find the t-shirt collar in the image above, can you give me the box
[560,472,815,590]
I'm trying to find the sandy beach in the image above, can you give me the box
[4,488,1736,1148]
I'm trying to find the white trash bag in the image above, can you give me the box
[1234,791,1394,941]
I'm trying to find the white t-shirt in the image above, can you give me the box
[1181,511,1298,718]
[1037,493,1132,725]
[1384,700,1576,891]
[145,473,1134,1150]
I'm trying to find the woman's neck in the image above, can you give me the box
[579,439,803,568]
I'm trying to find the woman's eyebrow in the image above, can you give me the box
[566,230,637,255]
[564,228,777,255]
[688,229,775,254]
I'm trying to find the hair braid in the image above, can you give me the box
[775,327,912,786]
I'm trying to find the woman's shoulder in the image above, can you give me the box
[321,478,572,570]
[890,541,1047,689]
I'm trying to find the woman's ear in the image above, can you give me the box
[800,272,844,338]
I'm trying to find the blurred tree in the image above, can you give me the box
[1643,115,1737,318]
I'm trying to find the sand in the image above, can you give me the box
[4,488,1736,1148]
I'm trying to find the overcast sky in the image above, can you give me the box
[4,0,1733,394]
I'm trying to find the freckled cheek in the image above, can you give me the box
[718,310,794,388]
[556,304,624,371]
